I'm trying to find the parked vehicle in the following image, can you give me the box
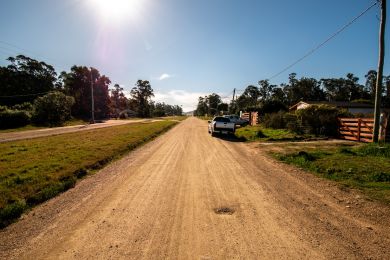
[223,115,249,126]
[208,116,236,136]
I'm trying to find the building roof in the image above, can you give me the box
[289,101,375,111]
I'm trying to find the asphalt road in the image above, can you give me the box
[1,117,389,259]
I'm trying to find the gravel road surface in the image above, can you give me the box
[1,117,389,259]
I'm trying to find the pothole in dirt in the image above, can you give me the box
[214,207,235,215]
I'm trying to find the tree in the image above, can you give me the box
[194,94,221,116]
[32,91,75,126]
[383,75,390,106]
[0,55,57,106]
[284,74,325,105]
[258,80,275,102]
[207,93,222,115]
[61,66,111,119]
[236,85,260,111]
[384,75,390,97]
[195,96,208,116]
[271,86,287,103]
[365,70,377,98]
[110,84,128,117]
[217,102,229,113]
[151,102,183,117]
[130,80,154,117]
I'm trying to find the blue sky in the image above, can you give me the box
[0,0,388,111]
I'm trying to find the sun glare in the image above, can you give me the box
[91,0,142,22]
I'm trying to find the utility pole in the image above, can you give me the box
[232,88,236,101]
[90,68,95,124]
[373,0,386,142]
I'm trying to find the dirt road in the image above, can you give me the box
[0,119,156,143]
[1,117,389,259]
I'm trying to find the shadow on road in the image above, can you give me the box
[211,133,245,143]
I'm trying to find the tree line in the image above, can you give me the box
[195,72,390,116]
[0,55,182,127]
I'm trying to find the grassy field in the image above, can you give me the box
[265,141,390,204]
[0,120,178,227]
[235,125,314,142]
[0,119,89,133]
[160,116,188,121]
[197,116,213,121]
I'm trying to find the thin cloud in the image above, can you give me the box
[153,90,208,112]
[159,73,173,81]
[144,40,152,51]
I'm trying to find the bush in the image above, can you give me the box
[260,100,287,114]
[356,144,390,158]
[0,200,26,228]
[296,105,351,136]
[0,105,7,112]
[0,109,31,129]
[32,91,75,126]
[12,102,33,111]
[371,172,390,182]
[262,111,302,133]
[263,111,286,129]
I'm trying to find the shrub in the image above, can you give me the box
[0,109,31,129]
[356,144,390,158]
[371,172,390,182]
[0,105,7,112]
[32,91,75,126]
[119,112,128,119]
[260,100,287,114]
[0,200,26,228]
[262,111,302,133]
[263,111,286,129]
[12,102,33,111]
[296,105,350,136]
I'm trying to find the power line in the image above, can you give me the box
[267,1,379,81]
[0,40,70,72]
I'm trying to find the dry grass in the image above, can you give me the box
[0,120,178,227]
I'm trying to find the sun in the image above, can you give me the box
[91,0,142,22]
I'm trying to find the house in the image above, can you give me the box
[289,101,389,115]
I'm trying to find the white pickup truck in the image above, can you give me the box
[223,115,249,126]
[208,116,236,136]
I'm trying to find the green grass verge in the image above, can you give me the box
[0,120,178,227]
[160,116,188,121]
[271,142,390,204]
[235,125,313,142]
[197,116,213,121]
[0,119,89,133]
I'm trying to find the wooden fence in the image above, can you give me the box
[338,118,374,142]
[241,112,258,126]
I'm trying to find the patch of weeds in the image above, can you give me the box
[273,142,390,204]
[297,151,315,161]
[74,168,88,178]
[326,167,336,176]
[371,172,390,182]
[26,177,76,205]
[257,130,267,138]
[356,144,390,158]
[339,147,356,155]
[0,200,26,228]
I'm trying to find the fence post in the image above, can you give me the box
[358,118,361,142]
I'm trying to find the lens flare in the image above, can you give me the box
[91,0,142,22]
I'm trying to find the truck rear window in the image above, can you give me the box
[214,117,230,122]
